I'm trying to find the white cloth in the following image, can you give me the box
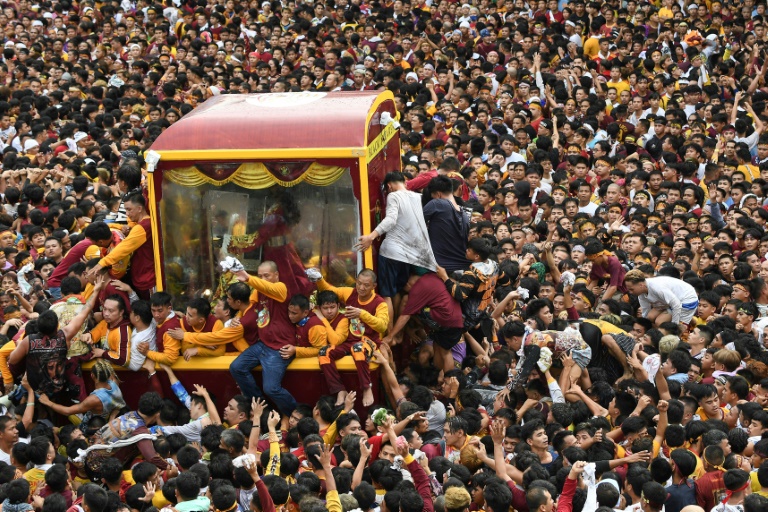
[74,433,156,463]
[128,322,157,371]
[638,276,699,324]
[374,189,437,270]
[583,463,599,512]
[644,353,661,384]
[711,504,744,512]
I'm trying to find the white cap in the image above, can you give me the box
[406,72,418,81]
[42,12,53,18]
[73,132,88,143]
[528,96,541,105]
[23,139,39,151]
[459,21,470,28]
[31,20,43,27]
[471,52,481,60]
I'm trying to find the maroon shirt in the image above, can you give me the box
[295,315,324,347]
[48,239,94,288]
[255,289,293,351]
[342,289,386,343]
[156,315,181,354]
[403,273,464,328]
[695,470,726,512]
[130,217,156,291]
[589,255,628,293]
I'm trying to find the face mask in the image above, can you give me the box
[470,14,477,20]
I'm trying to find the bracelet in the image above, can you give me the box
[26,402,34,407]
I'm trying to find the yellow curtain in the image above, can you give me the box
[164,162,346,188]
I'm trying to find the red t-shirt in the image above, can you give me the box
[403,273,464,328]
[48,239,94,288]
[589,255,628,293]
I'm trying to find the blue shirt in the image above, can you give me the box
[666,479,696,512]
[668,373,689,384]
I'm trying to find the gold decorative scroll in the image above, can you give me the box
[164,162,347,189]
[228,233,259,251]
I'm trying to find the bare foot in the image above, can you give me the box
[362,387,374,408]
[335,390,347,407]
[616,367,634,384]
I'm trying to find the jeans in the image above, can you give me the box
[230,342,296,415]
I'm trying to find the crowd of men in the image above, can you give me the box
[2,0,768,511]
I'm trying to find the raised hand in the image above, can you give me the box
[344,390,357,411]
[140,482,156,503]
[359,437,371,460]
[569,460,587,477]
[267,410,281,430]
[319,443,333,468]
[252,398,267,421]
[491,419,505,445]
[192,384,209,397]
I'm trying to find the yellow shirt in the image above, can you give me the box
[738,163,760,182]
[696,406,727,422]
[607,79,631,97]
[583,36,600,58]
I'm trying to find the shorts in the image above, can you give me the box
[431,327,464,350]
[612,333,636,356]
[571,345,592,369]
[680,301,698,324]
[377,254,410,297]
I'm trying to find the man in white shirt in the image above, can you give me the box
[356,171,437,324]
[127,301,157,372]
[0,416,18,465]
[624,269,699,330]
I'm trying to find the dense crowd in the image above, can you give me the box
[1,0,768,511]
